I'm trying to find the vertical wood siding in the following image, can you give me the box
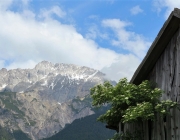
[124,28,180,140]
[147,27,180,140]
[148,28,180,102]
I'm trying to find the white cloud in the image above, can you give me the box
[86,25,98,39]
[101,54,140,81]
[6,60,37,70]
[0,0,32,11]
[39,6,66,19]
[130,5,143,15]
[153,0,180,18]
[103,19,131,29]
[21,10,35,19]
[102,19,150,58]
[0,0,149,82]
[85,24,108,40]
[0,4,119,72]
[88,15,99,20]
[0,60,5,69]
[0,0,13,11]
[21,0,31,6]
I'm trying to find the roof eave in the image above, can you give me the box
[130,8,180,85]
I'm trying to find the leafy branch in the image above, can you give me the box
[90,78,177,128]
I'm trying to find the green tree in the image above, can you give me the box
[90,78,177,134]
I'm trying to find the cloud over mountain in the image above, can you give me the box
[0,0,151,81]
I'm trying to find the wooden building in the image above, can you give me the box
[123,8,180,140]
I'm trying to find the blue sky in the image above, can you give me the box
[0,0,179,81]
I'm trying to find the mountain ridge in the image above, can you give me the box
[0,61,114,140]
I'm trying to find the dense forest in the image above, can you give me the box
[42,107,115,140]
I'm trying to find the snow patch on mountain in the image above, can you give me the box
[0,61,110,140]
[0,84,7,91]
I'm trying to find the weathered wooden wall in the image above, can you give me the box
[123,27,180,140]
[147,26,180,140]
[124,108,180,140]
[148,28,180,103]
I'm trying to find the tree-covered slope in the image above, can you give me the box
[0,126,30,140]
[0,126,13,140]
[42,107,115,140]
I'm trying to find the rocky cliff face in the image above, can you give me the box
[0,61,108,140]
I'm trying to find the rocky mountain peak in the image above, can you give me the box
[0,68,7,72]
[0,61,110,140]
[0,61,107,101]
[35,61,54,70]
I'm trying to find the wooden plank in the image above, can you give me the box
[143,121,149,140]
[174,32,179,102]
[175,108,180,139]
[166,42,171,100]
[158,113,163,140]
[160,116,165,140]
[119,122,122,136]
[176,29,180,103]
[156,114,159,140]
[166,113,172,140]
[164,41,168,96]
[151,119,155,140]
[177,106,180,139]
[173,108,177,140]
[161,53,166,100]
[171,108,175,140]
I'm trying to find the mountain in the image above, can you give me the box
[0,61,105,102]
[0,61,115,140]
[42,107,115,140]
[0,125,31,140]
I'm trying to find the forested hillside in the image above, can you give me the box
[42,107,115,140]
[0,126,30,140]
